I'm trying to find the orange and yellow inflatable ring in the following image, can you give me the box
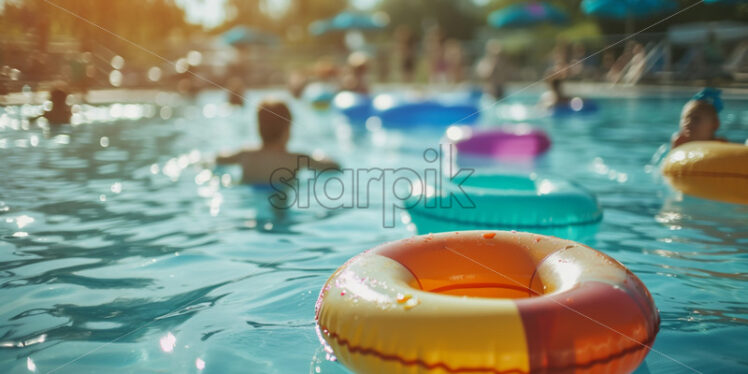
[315,231,659,374]
[662,141,748,205]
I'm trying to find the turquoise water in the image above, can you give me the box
[1,88,746,373]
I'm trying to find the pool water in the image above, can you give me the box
[1,88,747,373]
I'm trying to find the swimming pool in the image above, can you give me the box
[1,87,746,373]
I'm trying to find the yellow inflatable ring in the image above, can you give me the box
[315,231,659,374]
[662,141,748,205]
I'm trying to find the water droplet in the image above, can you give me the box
[159,332,176,353]
[26,357,36,372]
[396,293,412,304]
[195,357,205,370]
[404,297,420,310]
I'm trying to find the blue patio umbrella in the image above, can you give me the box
[581,0,678,20]
[488,2,569,29]
[221,26,279,46]
[309,11,389,36]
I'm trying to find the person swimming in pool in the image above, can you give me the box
[216,98,339,185]
[34,85,72,125]
[670,88,726,149]
[539,77,571,110]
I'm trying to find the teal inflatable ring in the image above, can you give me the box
[405,174,602,240]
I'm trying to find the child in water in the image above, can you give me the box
[671,88,725,149]
[216,98,339,184]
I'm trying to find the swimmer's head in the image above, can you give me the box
[257,98,291,147]
[680,99,719,140]
[49,84,69,106]
[314,59,337,80]
[287,71,307,99]
[679,88,723,141]
[347,52,368,74]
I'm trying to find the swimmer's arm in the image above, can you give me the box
[300,153,339,171]
[308,158,340,171]
[215,150,246,165]
[290,153,340,171]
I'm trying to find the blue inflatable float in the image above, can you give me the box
[373,94,480,128]
[436,87,484,105]
[332,91,373,125]
[332,91,484,127]
[405,173,602,240]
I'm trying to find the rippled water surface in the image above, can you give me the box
[1,89,747,373]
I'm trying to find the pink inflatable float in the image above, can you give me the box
[453,125,551,159]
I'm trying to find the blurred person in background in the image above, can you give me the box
[32,83,72,125]
[623,42,647,84]
[340,52,369,94]
[548,40,570,79]
[475,39,507,99]
[426,25,448,84]
[444,39,465,84]
[395,25,418,83]
[607,41,635,83]
[568,42,587,79]
[375,48,390,83]
[227,77,245,107]
[601,51,616,81]
[287,70,308,99]
[539,77,570,110]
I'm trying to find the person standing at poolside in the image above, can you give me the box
[216,98,339,185]
[425,25,448,84]
[395,25,417,83]
[226,77,245,107]
[340,52,370,94]
[476,39,507,99]
[444,39,465,84]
